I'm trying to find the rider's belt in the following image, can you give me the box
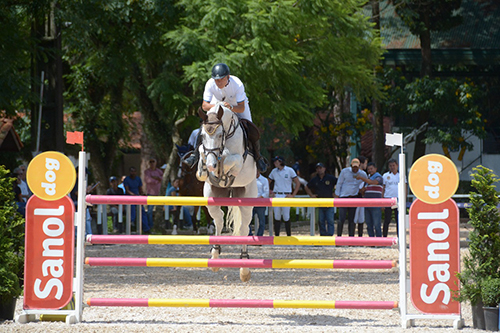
[275,192,291,194]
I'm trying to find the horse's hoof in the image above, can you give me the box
[240,268,251,282]
[211,247,220,272]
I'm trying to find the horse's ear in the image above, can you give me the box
[198,107,207,121]
[217,105,224,119]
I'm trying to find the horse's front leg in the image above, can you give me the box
[204,183,225,272]
[222,153,243,176]
[196,158,208,182]
[239,206,253,282]
[207,205,224,272]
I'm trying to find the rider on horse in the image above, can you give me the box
[183,63,268,173]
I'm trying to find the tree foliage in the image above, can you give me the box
[0,166,24,301]
[305,107,371,173]
[167,0,384,135]
[388,0,463,162]
[0,1,38,115]
[6,0,383,184]
[380,67,486,155]
[455,166,500,305]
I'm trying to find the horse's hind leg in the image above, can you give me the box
[239,206,254,282]
[240,244,251,282]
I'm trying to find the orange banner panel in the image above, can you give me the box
[409,199,460,315]
[24,195,75,310]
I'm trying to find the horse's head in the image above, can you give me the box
[198,105,227,172]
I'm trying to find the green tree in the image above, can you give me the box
[380,68,486,156]
[168,0,384,135]
[0,166,25,303]
[305,108,371,173]
[389,0,462,162]
[62,0,187,189]
[455,166,500,305]
[0,1,35,115]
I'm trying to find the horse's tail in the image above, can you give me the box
[227,206,242,236]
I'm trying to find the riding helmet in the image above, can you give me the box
[272,156,284,163]
[211,63,230,79]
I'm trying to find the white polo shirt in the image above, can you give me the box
[203,76,252,121]
[383,171,400,198]
[269,166,297,194]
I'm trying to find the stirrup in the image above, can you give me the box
[183,155,197,169]
[257,158,268,173]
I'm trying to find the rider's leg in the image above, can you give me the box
[183,132,202,168]
[241,119,268,173]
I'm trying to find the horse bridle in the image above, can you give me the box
[201,114,238,164]
[200,111,239,187]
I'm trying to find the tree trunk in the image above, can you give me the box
[370,0,386,169]
[30,3,64,154]
[131,63,170,162]
[372,99,386,169]
[140,124,155,187]
[413,18,432,163]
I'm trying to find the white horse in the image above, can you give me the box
[196,104,257,282]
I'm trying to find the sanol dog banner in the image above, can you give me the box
[408,154,460,315]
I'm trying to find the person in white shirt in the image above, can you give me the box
[14,167,30,202]
[249,170,269,236]
[183,63,268,173]
[382,158,401,237]
[187,128,200,150]
[334,158,367,237]
[268,156,300,236]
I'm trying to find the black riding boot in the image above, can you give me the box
[252,139,269,173]
[183,132,202,169]
[242,119,268,173]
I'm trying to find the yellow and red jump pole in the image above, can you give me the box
[85,257,397,269]
[86,195,397,208]
[87,298,398,310]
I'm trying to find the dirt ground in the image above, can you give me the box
[1,219,484,332]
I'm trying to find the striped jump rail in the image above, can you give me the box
[85,258,398,269]
[86,195,397,208]
[87,298,399,310]
[87,235,398,247]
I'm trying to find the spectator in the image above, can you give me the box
[70,167,94,237]
[188,127,200,151]
[334,158,367,236]
[354,156,368,237]
[118,175,126,193]
[268,156,300,236]
[144,158,163,227]
[12,171,25,217]
[356,162,383,237]
[16,165,32,201]
[305,163,337,236]
[249,170,269,236]
[382,158,403,237]
[123,167,151,233]
[166,178,192,230]
[106,176,124,234]
[292,157,302,177]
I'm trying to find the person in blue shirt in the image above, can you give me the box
[356,162,384,237]
[123,167,151,233]
[249,170,270,236]
[305,163,337,236]
[334,158,367,237]
[166,178,193,230]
